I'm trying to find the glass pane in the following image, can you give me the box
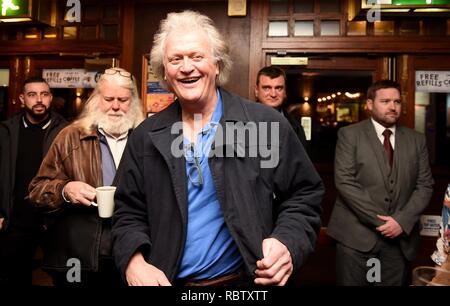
[414,91,430,134]
[284,69,373,163]
[269,0,288,15]
[0,69,9,121]
[294,0,314,13]
[43,27,57,39]
[320,0,340,13]
[102,25,119,40]
[80,26,97,40]
[294,21,314,36]
[422,20,446,36]
[24,27,39,39]
[347,21,366,36]
[321,20,340,36]
[63,26,77,40]
[83,5,99,20]
[374,21,394,35]
[6,28,17,40]
[268,21,289,37]
[104,5,119,19]
[399,20,420,36]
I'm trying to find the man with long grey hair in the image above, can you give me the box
[112,11,323,286]
[29,67,144,286]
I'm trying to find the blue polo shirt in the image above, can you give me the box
[177,90,242,280]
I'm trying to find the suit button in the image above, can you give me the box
[390,190,394,193]
[390,180,394,184]
[385,198,389,202]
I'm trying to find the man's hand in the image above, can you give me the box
[254,238,293,286]
[0,217,4,231]
[126,252,171,286]
[376,215,403,238]
[63,181,96,206]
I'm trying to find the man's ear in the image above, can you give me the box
[366,99,373,111]
[19,94,25,105]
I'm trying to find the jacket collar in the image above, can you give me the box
[80,126,99,140]
[148,87,250,133]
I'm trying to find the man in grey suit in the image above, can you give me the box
[328,80,434,286]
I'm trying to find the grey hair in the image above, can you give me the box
[73,67,144,134]
[150,10,232,88]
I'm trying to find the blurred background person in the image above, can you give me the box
[255,66,309,155]
[28,68,144,287]
[0,77,67,285]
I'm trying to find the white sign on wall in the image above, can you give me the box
[420,215,441,237]
[415,71,450,93]
[43,69,99,88]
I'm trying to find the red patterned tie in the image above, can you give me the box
[382,129,393,167]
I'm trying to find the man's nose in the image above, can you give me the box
[111,99,120,110]
[181,56,194,72]
[269,88,277,96]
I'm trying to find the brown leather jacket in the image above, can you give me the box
[29,124,108,272]
[29,125,103,210]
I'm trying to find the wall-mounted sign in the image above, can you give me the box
[228,0,246,16]
[415,71,450,93]
[420,215,441,237]
[0,0,29,17]
[43,69,99,88]
[0,0,56,25]
[271,57,308,66]
[146,82,174,113]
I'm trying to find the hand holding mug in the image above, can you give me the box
[91,186,117,218]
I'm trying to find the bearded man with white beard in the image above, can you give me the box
[29,68,144,287]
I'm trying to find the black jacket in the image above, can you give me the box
[112,88,324,282]
[0,111,67,230]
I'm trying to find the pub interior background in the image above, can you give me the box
[0,0,449,285]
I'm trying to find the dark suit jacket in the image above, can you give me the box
[327,119,434,260]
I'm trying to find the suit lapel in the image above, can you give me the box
[363,120,391,193]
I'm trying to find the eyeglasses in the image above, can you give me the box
[184,144,203,187]
[103,68,134,80]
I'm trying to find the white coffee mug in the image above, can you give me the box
[91,186,116,218]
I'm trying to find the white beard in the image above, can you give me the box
[96,111,134,136]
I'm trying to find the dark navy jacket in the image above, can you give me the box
[112,88,324,282]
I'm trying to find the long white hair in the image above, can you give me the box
[74,67,144,134]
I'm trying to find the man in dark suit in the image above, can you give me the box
[327,79,434,286]
[255,66,310,155]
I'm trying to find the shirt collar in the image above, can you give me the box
[98,126,129,141]
[22,114,52,129]
[371,118,396,137]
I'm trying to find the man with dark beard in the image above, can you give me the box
[28,68,144,286]
[0,77,67,285]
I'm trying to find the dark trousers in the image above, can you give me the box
[48,257,124,287]
[336,239,409,286]
[0,226,41,286]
